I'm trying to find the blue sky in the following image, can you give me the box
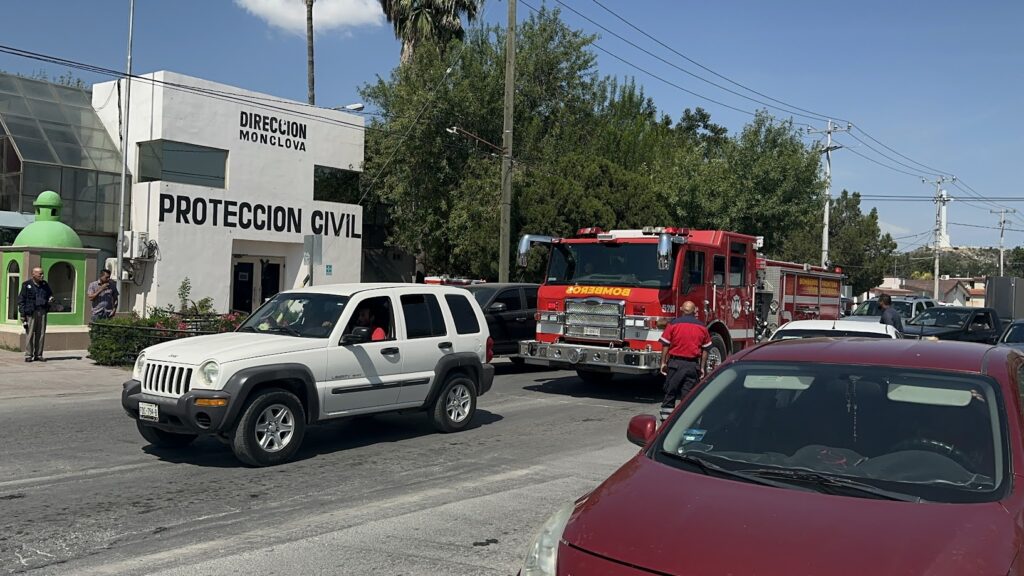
[3,0,1022,251]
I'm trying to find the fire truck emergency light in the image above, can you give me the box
[577,227,604,236]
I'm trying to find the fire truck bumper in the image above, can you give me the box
[517,341,662,375]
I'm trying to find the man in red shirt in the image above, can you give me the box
[355,306,387,342]
[658,300,712,424]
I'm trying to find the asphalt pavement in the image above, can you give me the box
[0,351,663,575]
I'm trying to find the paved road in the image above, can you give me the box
[0,355,662,575]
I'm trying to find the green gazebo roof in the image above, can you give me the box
[12,191,84,248]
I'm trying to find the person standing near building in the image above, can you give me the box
[18,267,53,362]
[658,300,713,424]
[87,269,119,321]
[878,294,904,333]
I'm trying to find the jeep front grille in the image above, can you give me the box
[142,362,193,398]
[564,298,624,340]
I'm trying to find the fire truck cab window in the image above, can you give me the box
[683,251,705,287]
[729,255,747,287]
[713,255,726,286]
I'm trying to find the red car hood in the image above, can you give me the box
[563,456,1016,576]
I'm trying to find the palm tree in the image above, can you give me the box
[378,0,480,65]
[306,0,315,104]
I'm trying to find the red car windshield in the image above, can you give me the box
[658,362,1007,503]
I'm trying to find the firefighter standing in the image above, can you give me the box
[658,300,712,424]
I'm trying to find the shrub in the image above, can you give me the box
[89,310,249,366]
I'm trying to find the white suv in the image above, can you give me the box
[122,283,495,466]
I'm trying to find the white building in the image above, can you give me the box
[85,71,365,314]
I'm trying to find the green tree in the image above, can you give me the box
[361,7,830,279]
[378,0,480,64]
[1008,246,1024,277]
[782,190,897,295]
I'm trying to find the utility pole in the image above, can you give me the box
[498,0,516,282]
[807,120,850,267]
[925,176,954,301]
[991,208,1017,276]
[306,0,315,105]
[115,0,135,314]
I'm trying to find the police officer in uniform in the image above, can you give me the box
[658,300,712,424]
[18,267,54,362]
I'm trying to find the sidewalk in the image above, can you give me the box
[0,348,128,401]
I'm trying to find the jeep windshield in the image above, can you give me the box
[546,242,672,288]
[238,293,349,338]
[657,362,1007,503]
[851,300,914,318]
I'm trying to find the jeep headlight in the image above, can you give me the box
[521,502,575,576]
[199,361,220,386]
[132,353,146,380]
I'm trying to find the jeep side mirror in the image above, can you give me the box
[627,414,657,447]
[489,302,508,313]
[341,326,371,345]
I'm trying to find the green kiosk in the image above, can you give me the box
[0,191,99,351]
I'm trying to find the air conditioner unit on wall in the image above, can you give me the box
[105,257,128,281]
[122,231,151,260]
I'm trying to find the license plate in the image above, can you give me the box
[584,326,601,336]
[139,402,159,422]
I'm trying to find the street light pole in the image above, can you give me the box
[115,0,135,314]
[498,0,516,282]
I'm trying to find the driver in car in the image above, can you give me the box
[353,306,387,342]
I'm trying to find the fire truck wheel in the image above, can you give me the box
[576,370,614,385]
[707,334,728,371]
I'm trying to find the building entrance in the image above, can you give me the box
[231,256,284,313]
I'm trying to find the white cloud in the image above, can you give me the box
[878,220,910,236]
[235,0,384,35]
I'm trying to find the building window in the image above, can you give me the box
[138,140,227,188]
[5,260,18,321]
[48,261,75,313]
[313,165,360,203]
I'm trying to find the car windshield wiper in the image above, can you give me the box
[268,325,301,337]
[740,468,922,502]
[660,451,815,492]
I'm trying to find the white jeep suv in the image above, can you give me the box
[122,283,495,466]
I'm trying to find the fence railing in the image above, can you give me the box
[88,321,218,366]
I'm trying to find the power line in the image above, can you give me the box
[949,221,1024,233]
[585,0,842,123]
[850,126,948,176]
[519,0,761,119]
[0,44,373,134]
[572,0,1012,218]
[892,229,932,240]
[835,139,925,178]
[552,0,828,123]
[845,131,944,177]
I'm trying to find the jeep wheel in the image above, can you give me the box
[431,375,477,433]
[136,421,197,448]
[576,369,614,385]
[231,389,306,467]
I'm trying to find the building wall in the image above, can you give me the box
[93,72,364,313]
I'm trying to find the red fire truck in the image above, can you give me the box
[516,226,843,383]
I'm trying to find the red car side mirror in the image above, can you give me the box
[627,414,657,447]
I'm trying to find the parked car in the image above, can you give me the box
[846,295,937,323]
[459,283,538,362]
[122,283,495,466]
[769,319,901,340]
[998,319,1024,351]
[520,339,1024,576]
[903,306,1003,344]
